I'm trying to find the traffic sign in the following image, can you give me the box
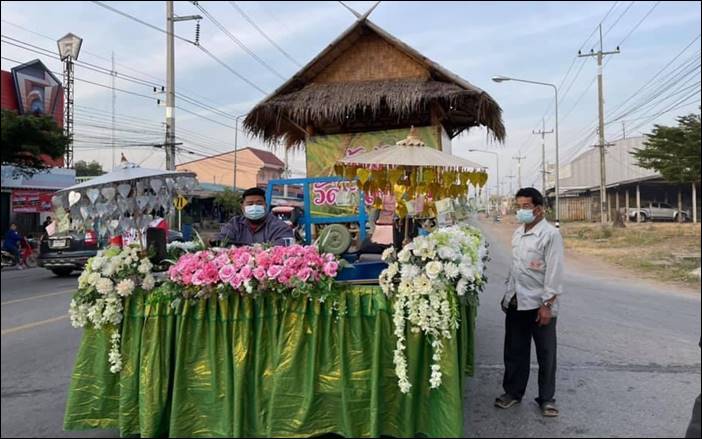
[173,196,188,211]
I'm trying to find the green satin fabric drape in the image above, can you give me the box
[64,286,476,438]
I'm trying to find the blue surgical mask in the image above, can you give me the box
[244,205,266,221]
[516,208,535,224]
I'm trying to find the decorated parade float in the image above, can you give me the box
[62,14,504,438]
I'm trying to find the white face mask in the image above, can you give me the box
[244,205,266,221]
[516,208,536,224]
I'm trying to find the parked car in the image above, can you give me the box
[38,229,185,277]
[627,202,691,222]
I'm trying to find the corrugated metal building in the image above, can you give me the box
[546,136,699,223]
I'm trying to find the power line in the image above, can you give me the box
[0,18,167,84]
[91,0,269,94]
[193,1,287,80]
[228,1,302,68]
[2,34,246,126]
[0,55,158,101]
[616,1,661,47]
[600,0,635,43]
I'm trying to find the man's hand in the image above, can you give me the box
[535,305,552,327]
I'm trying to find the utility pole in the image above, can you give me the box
[621,121,626,139]
[165,2,201,170]
[579,24,620,223]
[505,175,516,198]
[165,1,175,171]
[111,51,116,170]
[533,119,553,196]
[512,152,526,189]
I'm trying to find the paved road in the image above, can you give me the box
[1,268,116,438]
[1,221,700,437]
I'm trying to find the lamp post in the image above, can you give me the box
[57,33,83,169]
[468,149,500,219]
[233,113,247,191]
[492,75,560,228]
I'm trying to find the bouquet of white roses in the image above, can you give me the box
[379,225,488,393]
[69,245,157,373]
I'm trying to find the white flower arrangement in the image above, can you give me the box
[69,245,157,374]
[380,225,488,393]
[166,240,201,252]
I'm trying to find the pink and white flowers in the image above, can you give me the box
[167,244,340,296]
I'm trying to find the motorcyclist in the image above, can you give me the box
[3,223,24,269]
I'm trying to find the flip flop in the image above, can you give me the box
[540,401,559,417]
[495,393,521,409]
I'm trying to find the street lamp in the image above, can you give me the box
[492,75,561,228]
[468,149,500,218]
[57,33,83,169]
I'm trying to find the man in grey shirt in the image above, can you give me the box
[495,187,564,417]
[216,187,293,246]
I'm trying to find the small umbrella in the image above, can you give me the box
[52,154,197,240]
[334,127,489,216]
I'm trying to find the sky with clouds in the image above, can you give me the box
[1,1,700,195]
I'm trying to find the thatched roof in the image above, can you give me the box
[244,18,505,148]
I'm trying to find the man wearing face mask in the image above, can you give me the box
[216,187,293,246]
[495,187,564,418]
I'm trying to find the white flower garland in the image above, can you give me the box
[380,225,488,393]
[69,245,156,373]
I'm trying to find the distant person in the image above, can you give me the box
[3,223,24,269]
[42,216,53,239]
[685,338,701,438]
[216,187,293,246]
[495,187,564,417]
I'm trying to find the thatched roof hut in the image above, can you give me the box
[244,17,505,149]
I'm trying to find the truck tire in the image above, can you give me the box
[51,267,74,277]
[637,212,647,222]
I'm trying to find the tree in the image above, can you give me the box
[631,112,701,184]
[74,160,105,177]
[214,188,241,217]
[631,111,701,222]
[0,109,69,174]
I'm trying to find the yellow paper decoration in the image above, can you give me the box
[356,168,371,185]
[388,168,404,185]
[396,202,408,219]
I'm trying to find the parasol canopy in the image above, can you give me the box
[51,155,198,238]
[337,130,486,171]
[333,127,489,217]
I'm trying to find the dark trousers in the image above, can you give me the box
[502,302,557,403]
[686,393,701,438]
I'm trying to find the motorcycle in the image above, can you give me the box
[1,237,38,270]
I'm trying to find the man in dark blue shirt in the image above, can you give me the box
[216,187,293,247]
[3,223,23,267]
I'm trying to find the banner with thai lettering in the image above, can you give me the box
[306,126,442,217]
[12,190,54,213]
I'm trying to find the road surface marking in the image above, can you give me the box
[1,290,73,306]
[1,315,69,336]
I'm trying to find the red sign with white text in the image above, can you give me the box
[12,190,54,213]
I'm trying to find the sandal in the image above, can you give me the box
[494,393,521,409]
[539,400,559,417]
